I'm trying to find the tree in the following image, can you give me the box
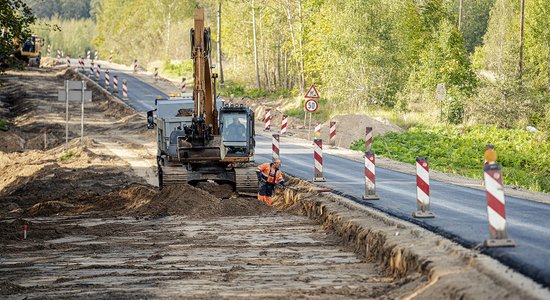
[0,0,36,66]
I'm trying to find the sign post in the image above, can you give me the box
[58,81,92,150]
[304,84,320,140]
[436,83,446,122]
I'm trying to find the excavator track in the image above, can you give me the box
[160,165,189,188]
[235,166,258,193]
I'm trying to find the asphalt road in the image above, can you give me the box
[69,58,550,289]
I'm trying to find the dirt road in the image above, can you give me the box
[1,65,547,299]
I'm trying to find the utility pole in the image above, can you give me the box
[458,0,463,29]
[252,0,261,90]
[217,0,224,86]
[519,0,525,77]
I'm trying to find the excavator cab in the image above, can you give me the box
[219,105,255,158]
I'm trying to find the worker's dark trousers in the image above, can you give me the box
[258,183,275,205]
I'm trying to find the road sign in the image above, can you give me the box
[305,84,320,98]
[65,80,87,90]
[304,99,318,113]
[58,90,92,102]
[436,83,446,101]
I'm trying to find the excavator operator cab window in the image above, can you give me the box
[221,113,247,144]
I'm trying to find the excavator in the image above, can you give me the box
[147,8,257,192]
[13,34,43,65]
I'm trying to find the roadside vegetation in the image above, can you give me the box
[351,126,550,193]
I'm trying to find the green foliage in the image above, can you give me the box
[25,0,91,19]
[219,82,292,99]
[350,125,550,193]
[0,0,35,67]
[161,59,193,79]
[59,150,78,161]
[31,17,95,57]
[0,119,9,131]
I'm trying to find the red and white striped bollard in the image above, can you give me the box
[56,49,61,59]
[89,62,94,77]
[272,134,280,162]
[113,76,119,94]
[109,51,113,63]
[122,79,128,98]
[94,50,98,61]
[483,164,515,247]
[280,115,288,135]
[329,121,336,147]
[105,69,110,90]
[365,127,373,152]
[413,157,435,218]
[313,139,326,182]
[96,64,101,80]
[314,123,321,139]
[86,50,91,60]
[264,109,271,131]
[363,151,379,200]
[47,45,51,57]
[66,56,71,65]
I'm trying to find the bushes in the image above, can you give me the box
[350,125,550,192]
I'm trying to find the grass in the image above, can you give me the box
[60,150,78,161]
[0,118,8,131]
[350,125,550,193]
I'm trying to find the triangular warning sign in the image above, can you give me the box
[305,84,320,98]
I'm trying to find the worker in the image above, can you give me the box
[256,159,286,206]
[226,116,246,140]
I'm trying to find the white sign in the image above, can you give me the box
[304,99,318,113]
[65,80,87,90]
[305,84,320,98]
[436,83,446,101]
[58,90,92,102]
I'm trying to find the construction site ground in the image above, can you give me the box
[0,66,548,299]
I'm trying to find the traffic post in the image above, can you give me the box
[483,151,515,247]
[365,127,373,152]
[66,55,70,66]
[105,69,110,91]
[264,109,271,131]
[413,157,435,218]
[329,121,336,148]
[154,67,159,82]
[113,75,119,94]
[304,84,320,140]
[94,50,98,61]
[363,151,379,200]
[313,139,326,182]
[56,49,61,59]
[96,64,101,81]
[272,134,280,162]
[314,123,321,139]
[281,115,288,135]
[122,79,128,99]
[86,50,91,60]
[109,50,113,63]
[47,45,51,57]
[89,61,94,77]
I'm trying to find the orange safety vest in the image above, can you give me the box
[256,163,284,184]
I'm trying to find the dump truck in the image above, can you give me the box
[147,8,257,192]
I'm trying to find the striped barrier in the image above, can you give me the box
[281,115,288,135]
[483,164,515,247]
[109,51,113,63]
[96,64,101,80]
[329,121,336,147]
[89,62,94,77]
[154,68,159,82]
[122,79,128,98]
[363,151,379,200]
[413,157,435,218]
[66,56,70,66]
[86,50,90,60]
[313,139,326,182]
[113,76,119,94]
[56,49,61,59]
[272,134,280,162]
[365,127,373,152]
[264,109,271,131]
[314,123,321,139]
[105,69,110,90]
[94,50,98,61]
[47,45,51,57]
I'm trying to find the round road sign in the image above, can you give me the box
[304,99,318,113]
